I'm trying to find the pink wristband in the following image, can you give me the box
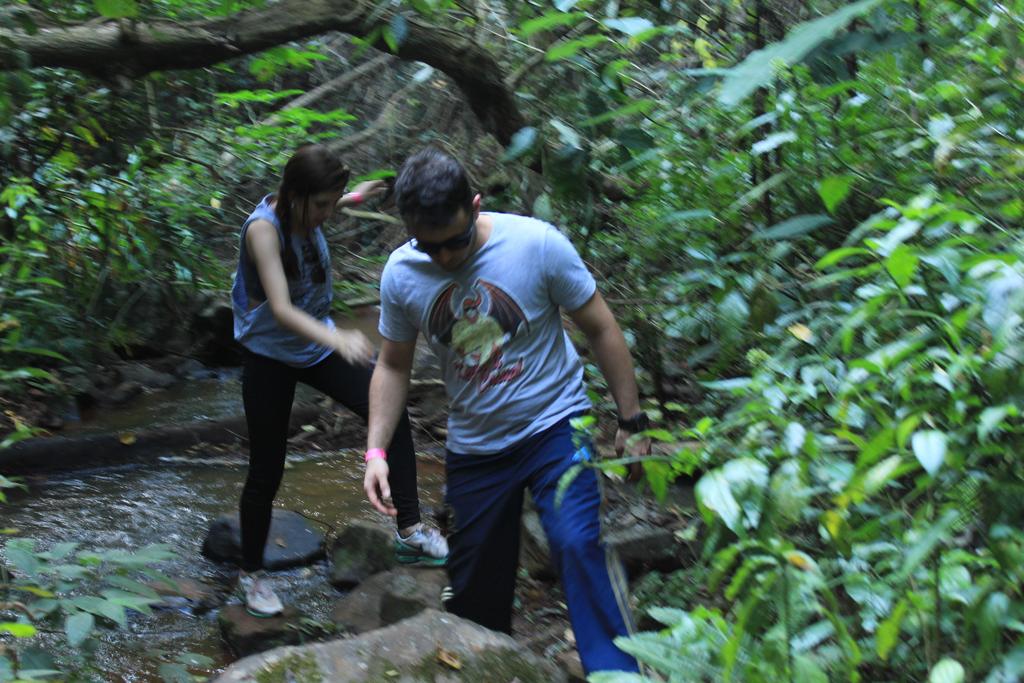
[364,448,387,463]
[347,191,364,206]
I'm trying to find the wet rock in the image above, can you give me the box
[328,521,396,589]
[114,362,177,389]
[106,380,143,405]
[173,358,217,380]
[218,604,304,658]
[213,608,567,683]
[331,567,447,634]
[202,509,325,570]
[149,576,222,613]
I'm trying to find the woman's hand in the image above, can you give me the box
[363,458,396,516]
[349,179,389,200]
[333,329,373,365]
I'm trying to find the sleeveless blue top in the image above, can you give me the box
[231,196,335,367]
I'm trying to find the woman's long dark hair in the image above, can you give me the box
[274,144,350,279]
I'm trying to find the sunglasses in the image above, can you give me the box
[411,213,476,256]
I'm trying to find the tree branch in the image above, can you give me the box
[0,0,525,145]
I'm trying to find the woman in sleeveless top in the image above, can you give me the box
[230,144,446,616]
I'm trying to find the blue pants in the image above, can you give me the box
[444,415,639,675]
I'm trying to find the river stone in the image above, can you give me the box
[115,362,177,389]
[331,567,447,634]
[202,509,325,570]
[148,576,221,613]
[328,521,397,589]
[212,608,568,683]
[218,604,304,657]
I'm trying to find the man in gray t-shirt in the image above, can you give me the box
[363,148,650,676]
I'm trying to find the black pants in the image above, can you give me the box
[239,349,420,571]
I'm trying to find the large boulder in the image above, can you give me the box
[202,509,325,570]
[328,521,397,589]
[212,608,568,683]
[332,567,447,635]
[218,604,305,657]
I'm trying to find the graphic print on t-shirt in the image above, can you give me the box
[427,279,530,391]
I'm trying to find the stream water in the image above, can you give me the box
[1,309,448,681]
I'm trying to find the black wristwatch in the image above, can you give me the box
[617,411,650,433]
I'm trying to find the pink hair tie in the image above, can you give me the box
[364,447,387,463]
[347,191,364,205]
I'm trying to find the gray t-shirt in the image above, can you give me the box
[379,213,596,454]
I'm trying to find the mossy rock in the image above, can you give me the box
[212,609,568,683]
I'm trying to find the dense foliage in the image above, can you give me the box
[1,0,1023,680]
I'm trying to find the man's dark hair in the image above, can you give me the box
[394,147,472,229]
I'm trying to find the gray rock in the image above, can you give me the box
[115,362,177,389]
[218,604,304,657]
[212,608,568,683]
[605,526,683,577]
[328,521,397,589]
[148,576,221,613]
[331,567,447,635]
[173,358,216,380]
[202,509,325,570]
[106,380,143,405]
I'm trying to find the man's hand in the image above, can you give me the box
[363,459,396,516]
[615,427,652,482]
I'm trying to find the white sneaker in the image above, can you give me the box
[395,525,449,567]
[237,570,283,617]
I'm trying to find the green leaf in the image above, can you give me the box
[602,17,655,37]
[815,247,870,270]
[579,99,656,126]
[861,455,902,499]
[978,405,1016,442]
[758,215,833,241]
[519,11,585,38]
[718,0,882,106]
[642,459,672,502]
[751,131,796,155]
[911,430,947,475]
[928,659,965,683]
[696,458,769,534]
[0,622,37,638]
[898,509,959,581]
[555,464,584,509]
[876,598,908,660]
[501,127,538,162]
[700,377,751,392]
[546,34,608,61]
[65,612,94,647]
[886,245,919,288]
[104,575,161,600]
[94,0,138,18]
[818,175,855,213]
[784,422,806,456]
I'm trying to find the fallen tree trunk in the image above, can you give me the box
[0,405,322,474]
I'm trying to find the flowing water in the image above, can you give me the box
[1,309,447,681]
